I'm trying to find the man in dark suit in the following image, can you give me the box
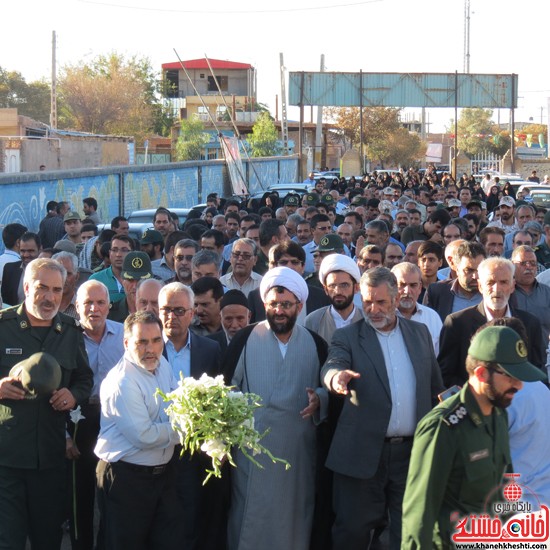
[248,240,330,323]
[424,241,485,322]
[1,232,41,307]
[322,267,444,550]
[207,289,251,356]
[438,257,545,388]
[158,281,227,550]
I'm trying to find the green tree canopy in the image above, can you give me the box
[174,117,209,161]
[0,67,51,124]
[58,52,172,143]
[247,112,280,157]
[449,108,511,158]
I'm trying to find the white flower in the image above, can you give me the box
[69,405,85,424]
[201,439,227,461]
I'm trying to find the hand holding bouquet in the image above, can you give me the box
[157,374,290,484]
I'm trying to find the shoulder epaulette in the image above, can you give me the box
[0,307,19,320]
[442,403,468,427]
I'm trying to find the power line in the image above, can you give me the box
[77,0,382,14]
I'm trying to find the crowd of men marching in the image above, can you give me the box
[0,164,549,550]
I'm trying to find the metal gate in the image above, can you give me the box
[470,152,503,175]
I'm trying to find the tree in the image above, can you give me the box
[449,108,511,158]
[247,112,280,157]
[324,106,415,167]
[174,117,209,161]
[383,128,425,168]
[58,53,167,142]
[0,67,51,123]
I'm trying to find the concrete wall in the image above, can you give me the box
[19,138,130,172]
[0,156,298,240]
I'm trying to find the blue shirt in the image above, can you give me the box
[164,331,191,380]
[83,319,125,398]
[374,319,417,437]
[95,353,179,466]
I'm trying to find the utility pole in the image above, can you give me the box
[279,53,289,156]
[464,0,471,73]
[50,31,57,129]
[314,54,325,170]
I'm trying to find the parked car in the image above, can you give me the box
[526,189,550,208]
[248,183,312,204]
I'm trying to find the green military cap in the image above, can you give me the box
[303,192,320,206]
[313,234,344,253]
[320,193,335,205]
[350,196,367,206]
[468,326,547,382]
[63,211,81,222]
[122,251,153,280]
[140,229,164,245]
[284,194,300,207]
[9,352,62,397]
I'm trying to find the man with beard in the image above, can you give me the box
[487,196,519,235]
[402,325,547,549]
[0,258,92,549]
[248,240,330,324]
[1,231,41,307]
[424,241,485,322]
[305,255,364,343]
[171,239,199,286]
[223,267,328,550]
[322,267,443,550]
[95,311,181,550]
[392,262,443,354]
[479,226,505,257]
[438,257,545,388]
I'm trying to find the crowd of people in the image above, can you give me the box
[0,164,550,550]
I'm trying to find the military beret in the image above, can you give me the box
[9,352,62,397]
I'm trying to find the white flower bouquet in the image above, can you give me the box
[157,373,290,484]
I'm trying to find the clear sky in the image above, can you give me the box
[3,0,550,132]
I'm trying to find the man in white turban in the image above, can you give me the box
[306,255,364,343]
[224,265,330,550]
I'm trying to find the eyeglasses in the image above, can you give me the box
[265,301,300,311]
[159,307,192,317]
[232,252,254,260]
[110,247,131,254]
[174,255,194,262]
[326,282,352,291]
[489,367,515,380]
[513,260,537,267]
[277,259,303,267]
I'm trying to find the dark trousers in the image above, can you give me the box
[332,439,413,550]
[173,449,230,550]
[0,465,66,550]
[68,403,101,550]
[96,459,182,550]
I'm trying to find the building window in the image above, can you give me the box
[164,70,179,98]
[207,76,228,92]
[196,106,210,122]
